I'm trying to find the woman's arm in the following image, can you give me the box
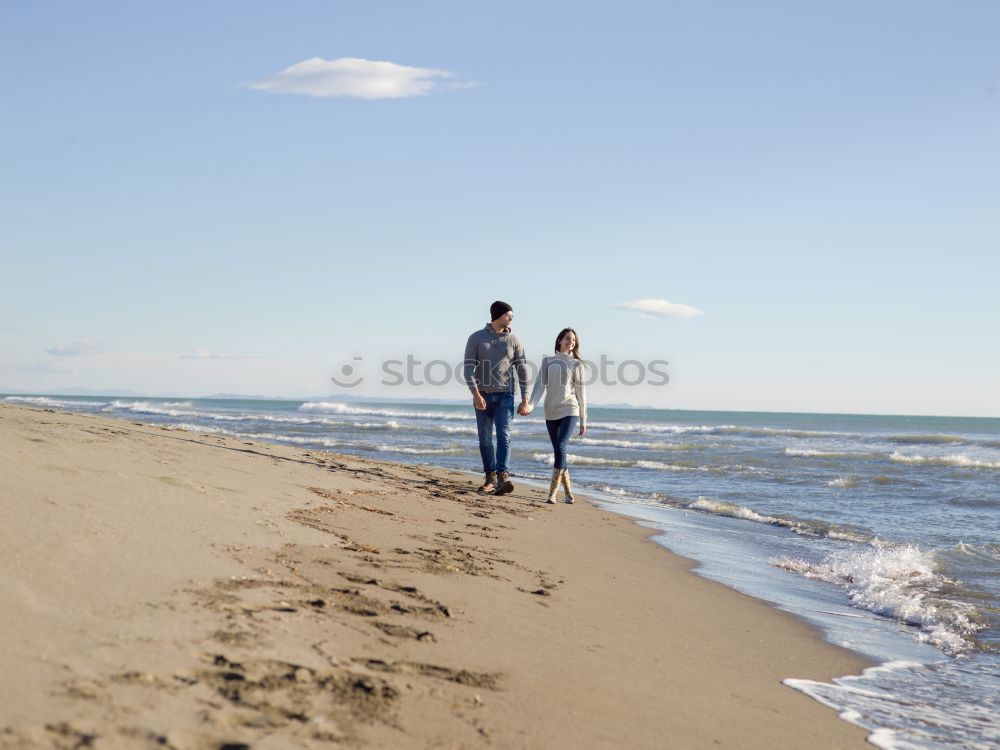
[528,356,548,408]
[575,361,587,431]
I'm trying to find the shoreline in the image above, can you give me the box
[1,403,873,748]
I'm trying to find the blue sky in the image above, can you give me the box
[2,1,998,415]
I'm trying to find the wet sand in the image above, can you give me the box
[0,403,872,748]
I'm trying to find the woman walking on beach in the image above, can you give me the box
[527,328,587,504]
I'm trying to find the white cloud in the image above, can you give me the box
[46,339,105,356]
[614,299,704,320]
[246,57,468,99]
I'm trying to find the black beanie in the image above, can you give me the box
[490,300,513,321]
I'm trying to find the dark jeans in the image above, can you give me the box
[546,415,579,470]
[475,392,514,474]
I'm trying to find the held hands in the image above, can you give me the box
[474,393,531,415]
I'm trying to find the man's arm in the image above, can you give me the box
[462,334,479,392]
[463,334,486,410]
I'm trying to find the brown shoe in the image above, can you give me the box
[478,472,497,494]
[493,470,514,496]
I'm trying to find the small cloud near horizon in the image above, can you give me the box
[180,349,273,361]
[246,57,473,99]
[614,298,704,320]
[47,339,105,356]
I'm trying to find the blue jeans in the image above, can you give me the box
[546,415,579,470]
[475,392,514,474]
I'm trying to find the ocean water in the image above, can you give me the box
[6,394,998,749]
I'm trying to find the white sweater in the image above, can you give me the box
[528,352,587,426]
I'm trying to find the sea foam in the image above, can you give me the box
[678,496,872,543]
[299,401,473,421]
[889,451,1000,470]
[576,436,693,450]
[885,433,967,445]
[103,400,203,418]
[687,496,786,525]
[785,448,860,458]
[772,543,985,655]
[158,422,236,436]
[785,658,1000,750]
[588,421,844,438]
[532,453,632,467]
[530,453,760,474]
[4,395,104,408]
[827,475,859,488]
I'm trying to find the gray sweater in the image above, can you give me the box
[463,324,529,397]
[528,352,587,427]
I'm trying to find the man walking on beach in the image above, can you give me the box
[463,301,530,495]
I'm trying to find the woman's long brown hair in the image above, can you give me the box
[554,328,581,360]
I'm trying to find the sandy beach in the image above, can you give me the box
[0,402,873,749]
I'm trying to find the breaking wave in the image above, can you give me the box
[103,400,203,417]
[772,543,987,655]
[576,437,695,450]
[4,395,104,408]
[785,658,1000,750]
[884,433,967,445]
[531,454,761,474]
[785,448,860,458]
[588,421,843,438]
[889,452,1000,470]
[240,430,468,456]
[299,401,473,421]
[827,476,859,488]
[677,496,873,543]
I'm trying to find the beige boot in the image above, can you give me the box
[546,468,561,504]
[560,468,575,504]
